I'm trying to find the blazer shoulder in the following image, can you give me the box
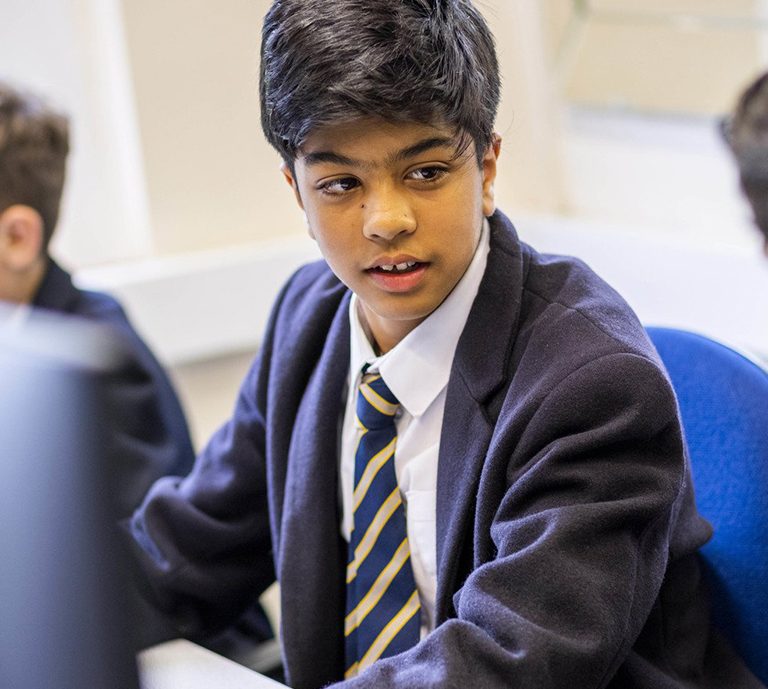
[281,258,344,303]
[72,288,131,324]
[518,242,656,362]
[271,259,348,333]
[454,213,665,404]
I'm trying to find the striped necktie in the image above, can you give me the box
[344,371,421,678]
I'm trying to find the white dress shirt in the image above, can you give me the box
[340,219,490,636]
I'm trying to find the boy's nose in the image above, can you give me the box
[361,191,417,242]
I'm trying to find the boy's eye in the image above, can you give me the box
[407,166,447,182]
[318,177,360,195]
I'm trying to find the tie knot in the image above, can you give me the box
[357,374,399,430]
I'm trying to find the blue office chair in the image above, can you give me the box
[646,326,768,684]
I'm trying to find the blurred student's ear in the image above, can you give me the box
[0,205,47,304]
[0,204,44,271]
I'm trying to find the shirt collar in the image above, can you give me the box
[348,218,490,417]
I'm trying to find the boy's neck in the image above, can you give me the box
[357,300,426,355]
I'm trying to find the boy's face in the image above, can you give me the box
[283,118,499,353]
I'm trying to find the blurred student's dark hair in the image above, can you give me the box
[0,82,69,250]
[260,0,500,167]
[725,71,768,244]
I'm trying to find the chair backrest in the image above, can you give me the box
[646,326,768,684]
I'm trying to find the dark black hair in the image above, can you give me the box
[0,82,69,249]
[727,71,768,242]
[260,0,500,165]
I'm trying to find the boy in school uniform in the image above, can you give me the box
[0,80,196,516]
[128,1,762,687]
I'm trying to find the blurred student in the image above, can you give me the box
[0,80,195,516]
[724,70,768,256]
[0,79,276,657]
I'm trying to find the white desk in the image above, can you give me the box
[138,639,287,689]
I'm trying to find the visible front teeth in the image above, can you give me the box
[379,261,416,272]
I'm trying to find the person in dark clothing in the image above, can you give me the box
[0,79,196,513]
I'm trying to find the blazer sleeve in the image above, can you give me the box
[103,317,196,517]
[335,352,698,688]
[125,278,292,637]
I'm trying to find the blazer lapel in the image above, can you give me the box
[278,293,351,689]
[434,212,525,623]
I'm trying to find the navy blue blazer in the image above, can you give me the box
[33,259,195,517]
[130,213,761,688]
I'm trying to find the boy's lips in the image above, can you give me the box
[364,255,429,292]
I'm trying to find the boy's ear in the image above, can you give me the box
[0,204,45,271]
[281,161,315,239]
[280,161,305,211]
[481,134,502,218]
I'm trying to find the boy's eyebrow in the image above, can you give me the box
[302,151,359,167]
[301,136,459,168]
[389,136,459,164]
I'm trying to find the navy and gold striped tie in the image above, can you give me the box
[344,372,421,678]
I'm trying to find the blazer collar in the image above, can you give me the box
[452,210,525,405]
[434,210,526,622]
[279,292,351,688]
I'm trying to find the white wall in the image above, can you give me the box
[561,108,758,250]
[118,0,306,256]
